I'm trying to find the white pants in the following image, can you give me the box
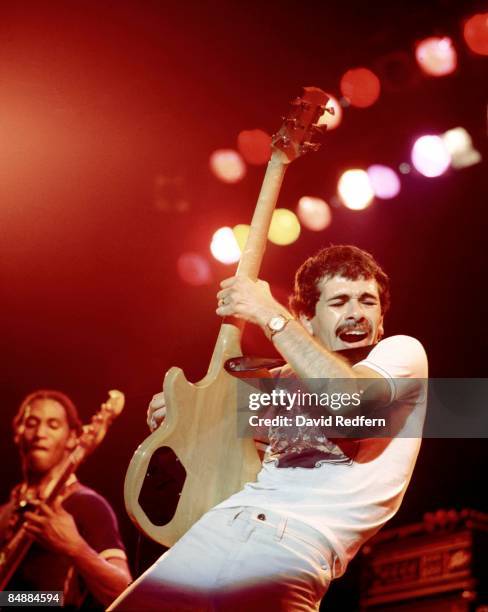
[110,506,332,611]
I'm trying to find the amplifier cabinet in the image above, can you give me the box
[360,518,487,611]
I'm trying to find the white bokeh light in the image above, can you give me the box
[317,94,343,131]
[442,127,482,169]
[411,135,451,177]
[297,196,332,230]
[337,170,374,210]
[415,37,457,77]
[209,149,246,183]
[210,227,241,264]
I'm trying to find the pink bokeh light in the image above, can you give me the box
[367,165,401,199]
[411,135,451,177]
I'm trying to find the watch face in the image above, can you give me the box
[269,316,286,331]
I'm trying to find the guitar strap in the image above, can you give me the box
[224,344,376,376]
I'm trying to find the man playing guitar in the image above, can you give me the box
[112,245,427,611]
[0,390,132,610]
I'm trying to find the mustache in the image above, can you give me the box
[336,321,371,335]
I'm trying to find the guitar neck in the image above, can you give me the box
[42,447,84,503]
[207,88,328,372]
[208,153,288,372]
[0,528,33,591]
[236,152,288,279]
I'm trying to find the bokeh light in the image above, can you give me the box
[442,127,481,169]
[210,227,241,264]
[237,129,271,165]
[340,68,381,108]
[338,169,374,210]
[367,165,401,199]
[463,13,488,55]
[232,224,250,251]
[209,149,246,183]
[177,253,212,286]
[297,196,332,231]
[268,209,301,245]
[415,37,457,76]
[411,135,451,177]
[317,94,343,131]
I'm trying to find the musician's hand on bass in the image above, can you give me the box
[147,392,166,432]
[23,498,84,557]
[216,276,289,327]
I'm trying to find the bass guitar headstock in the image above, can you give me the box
[79,389,125,454]
[272,87,331,162]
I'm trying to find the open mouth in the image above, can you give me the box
[338,329,369,344]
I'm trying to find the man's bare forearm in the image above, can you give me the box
[69,539,131,606]
[271,319,354,379]
[269,318,391,410]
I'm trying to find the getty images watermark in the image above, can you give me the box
[247,387,387,429]
[235,378,488,439]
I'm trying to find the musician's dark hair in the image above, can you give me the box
[13,390,83,439]
[289,245,390,319]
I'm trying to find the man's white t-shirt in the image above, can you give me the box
[216,335,428,577]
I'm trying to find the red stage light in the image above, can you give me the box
[237,129,271,165]
[177,253,212,286]
[340,68,381,108]
[463,13,488,56]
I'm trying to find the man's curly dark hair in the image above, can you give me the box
[289,245,390,319]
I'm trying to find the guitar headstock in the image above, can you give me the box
[79,390,125,454]
[272,87,331,162]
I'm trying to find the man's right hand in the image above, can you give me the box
[147,392,166,432]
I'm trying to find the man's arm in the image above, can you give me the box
[64,540,131,607]
[24,499,131,607]
[216,276,392,406]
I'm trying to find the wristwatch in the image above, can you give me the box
[266,314,291,338]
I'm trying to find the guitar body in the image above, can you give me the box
[124,87,330,547]
[124,324,261,546]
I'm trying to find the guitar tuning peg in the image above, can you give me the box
[312,124,327,135]
[291,97,311,111]
[275,135,291,148]
[281,117,297,128]
[300,142,321,154]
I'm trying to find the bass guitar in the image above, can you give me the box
[124,88,330,546]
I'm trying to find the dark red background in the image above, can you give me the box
[1,1,486,608]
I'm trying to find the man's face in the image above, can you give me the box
[17,398,75,475]
[303,275,384,351]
